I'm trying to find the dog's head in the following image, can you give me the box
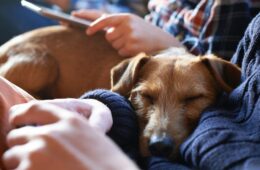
[111,48,241,160]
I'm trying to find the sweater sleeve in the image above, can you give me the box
[80,89,140,162]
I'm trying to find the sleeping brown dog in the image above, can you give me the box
[0,25,123,99]
[111,48,241,160]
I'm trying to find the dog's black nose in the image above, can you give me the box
[148,135,174,157]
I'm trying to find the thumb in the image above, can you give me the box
[86,14,123,35]
[86,99,113,133]
[39,99,113,133]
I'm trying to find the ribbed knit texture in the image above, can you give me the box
[80,89,140,163]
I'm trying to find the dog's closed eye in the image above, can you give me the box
[141,92,155,105]
[131,87,157,105]
[183,94,204,104]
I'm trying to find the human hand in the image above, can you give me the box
[3,103,139,170]
[79,12,183,57]
[0,77,34,170]
[40,98,113,133]
[72,9,105,21]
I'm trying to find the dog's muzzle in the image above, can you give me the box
[148,134,174,157]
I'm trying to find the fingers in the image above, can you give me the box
[106,26,126,51]
[114,37,139,57]
[3,145,22,169]
[9,102,70,128]
[60,10,104,28]
[40,99,112,131]
[6,126,36,148]
[9,98,112,134]
[83,99,113,133]
[105,24,137,57]
[87,14,125,35]
[3,139,45,170]
[105,27,124,43]
[38,99,92,118]
[72,9,104,21]
[111,37,125,51]
[118,47,133,57]
[42,99,113,133]
[71,12,142,56]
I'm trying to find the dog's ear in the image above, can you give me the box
[201,55,241,93]
[111,53,150,97]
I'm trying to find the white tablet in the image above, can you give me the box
[21,0,91,28]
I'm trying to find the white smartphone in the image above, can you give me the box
[21,0,91,28]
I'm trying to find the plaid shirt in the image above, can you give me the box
[71,0,148,16]
[146,0,260,60]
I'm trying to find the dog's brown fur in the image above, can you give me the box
[0,25,124,99]
[111,48,241,159]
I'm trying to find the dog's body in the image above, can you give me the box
[0,25,123,99]
[111,48,241,160]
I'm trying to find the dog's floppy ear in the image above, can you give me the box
[201,55,241,93]
[111,53,150,97]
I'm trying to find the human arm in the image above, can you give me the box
[72,11,184,57]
